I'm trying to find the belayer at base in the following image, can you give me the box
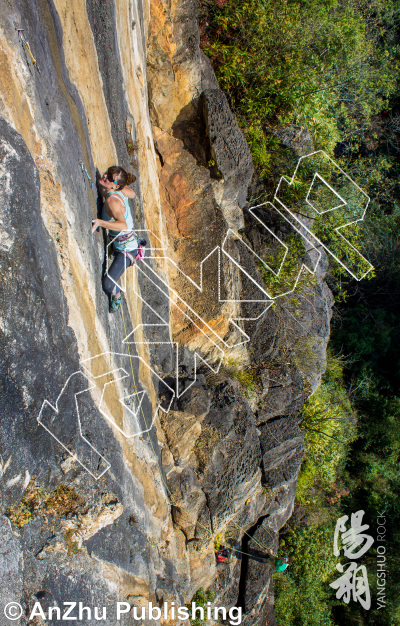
[263,549,292,572]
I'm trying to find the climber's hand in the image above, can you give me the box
[92,219,101,233]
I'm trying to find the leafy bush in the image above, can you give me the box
[297,354,358,504]
[201,2,400,624]
[187,588,216,626]
[257,232,315,299]
[5,481,84,528]
[224,358,256,392]
[275,524,338,626]
[201,0,399,170]
[272,356,358,625]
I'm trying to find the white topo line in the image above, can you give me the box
[38,151,372,477]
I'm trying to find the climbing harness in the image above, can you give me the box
[134,238,147,261]
[112,228,138,249]
[103,190,146,258]
[78,160,93,189]
[121,238,146,260]
[16,28,40,73]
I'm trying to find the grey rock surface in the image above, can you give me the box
[270,124,314,157]
[203,88,254,212]
[0,516,24,608]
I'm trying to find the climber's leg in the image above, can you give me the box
[103,252,134,312]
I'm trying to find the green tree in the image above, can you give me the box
[201,0,399,170]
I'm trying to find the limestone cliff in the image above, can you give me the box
[0,0,332,624]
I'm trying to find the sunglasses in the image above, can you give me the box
[105,171,120,186]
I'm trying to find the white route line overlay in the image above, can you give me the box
[38,150,372,478]
[272,150,373,281]
[38,354,175,480]
[38,372,111,480]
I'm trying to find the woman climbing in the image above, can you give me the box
[92,165,143,313]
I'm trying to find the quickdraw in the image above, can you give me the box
[78,160,94,189]
[16,28,40,74]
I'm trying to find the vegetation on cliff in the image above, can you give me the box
[200,0,400,623]
[200,0,399,168]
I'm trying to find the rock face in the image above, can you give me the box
[0,0,332,624]
[202,89,254,212]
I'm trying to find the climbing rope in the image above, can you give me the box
[119,296,215,539]
[16,28,40,73]
[120,295,276,551]
[227,519,273,553]
[226,545,268,560]
[78,160,93,189]
[107,268,269,559]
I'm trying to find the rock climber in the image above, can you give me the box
[91,165,144,313]
[215,546,231,563]
[263,549,292,572]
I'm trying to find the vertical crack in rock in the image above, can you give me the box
[236,515,270,614]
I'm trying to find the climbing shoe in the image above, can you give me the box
[109,294,122,313]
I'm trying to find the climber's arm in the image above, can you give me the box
[91,196,128,233]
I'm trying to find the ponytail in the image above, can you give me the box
[126,172,136,186]
[106,165,136,188]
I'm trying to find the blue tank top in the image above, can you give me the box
[102,191,138,252]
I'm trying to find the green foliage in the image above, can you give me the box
[201,0,400,173]
[297,354,358,503]
[230,368,255,390]
[5,481,84,528]
[327,192,400,623]
[257,232,316,298]
[273,356,359,625]
[187,588,216,626]
[6,501,35,528]
[243,125,273,177]
[201,2,400,623]
[275,524,338,626]
[313,212,375,284]
[224,358,256,391]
